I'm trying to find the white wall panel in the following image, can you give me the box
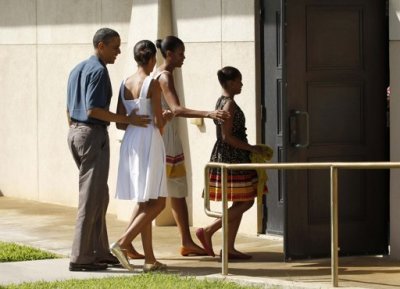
[101,0,133,39]
[222,0,255,42]
[178,42,222,225]
[390,0,400,40]
[0,0,37,44]
[0,46,38,199]
[37,45,89,206]
[37,0,101,44]
[172,0,221,42]
[222,42,257,143]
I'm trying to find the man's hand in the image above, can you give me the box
[128,109,151,127]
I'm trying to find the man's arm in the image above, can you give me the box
[116,95,128,130]
[87,108,150,127]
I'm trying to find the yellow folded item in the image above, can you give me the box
[250,144,273,202]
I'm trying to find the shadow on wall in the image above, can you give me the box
[0,0,249,28]
[0,190,3,197]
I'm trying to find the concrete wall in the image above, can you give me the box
[0,0,260,235]
[389,0,400,259]
[0,0,134,213]
[170,0,259,234]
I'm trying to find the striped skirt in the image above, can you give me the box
[208,168,258,202]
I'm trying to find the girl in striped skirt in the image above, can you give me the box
[196,66,264,260]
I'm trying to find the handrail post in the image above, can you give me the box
[203,161,400,283]
[221,165,229,275]
[330,166,339,287]
[204,165,210,213]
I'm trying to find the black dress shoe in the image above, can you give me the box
[97,256,122,267]
[102,255,119,264]
[69,262,108,271]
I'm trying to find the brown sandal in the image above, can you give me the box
[123,244,144,260]
[126,249,145,260]
[180,246,207,256]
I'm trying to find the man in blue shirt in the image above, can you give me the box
[67,27,150,271]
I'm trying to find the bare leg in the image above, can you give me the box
[141,223,156,264]
[118,198,165,248]
[202,200,254,254]
[111,198,165,271]
[227,215,242,252]
[123,204,144,258]
[171,197,205,254]
[126,203,139,229]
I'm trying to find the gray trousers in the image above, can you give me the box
[67,123,111,264]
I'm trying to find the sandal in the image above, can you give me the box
[195,228,215,257]
[110,242,135,272]
[124,244,145,260]
[143,261,167,272]
[126,250,145,260]
[180,246,207,256]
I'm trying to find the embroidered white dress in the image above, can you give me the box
[153,71,188,198]
[115,76,167,202]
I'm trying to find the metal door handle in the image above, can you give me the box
[289,110,309,148]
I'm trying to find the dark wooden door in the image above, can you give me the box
[284,0,389,259]
[261,0,285,235]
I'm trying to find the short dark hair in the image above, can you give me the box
[155,36,184,58]
[217,66,242,87]
[92,28,120,48]
[134,40,157,66]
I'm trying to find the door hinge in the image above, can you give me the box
[260,7,265,21]
[261,105,267,122]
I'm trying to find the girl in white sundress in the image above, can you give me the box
[110,40,168,273]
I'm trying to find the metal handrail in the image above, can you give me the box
[204,161,400,287]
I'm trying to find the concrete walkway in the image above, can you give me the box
[1,196,400,288]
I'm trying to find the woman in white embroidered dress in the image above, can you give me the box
[110,40,167,272]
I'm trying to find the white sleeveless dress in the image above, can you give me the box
[115,76,168,202]
[153,71,188,198]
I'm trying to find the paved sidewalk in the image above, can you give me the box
[1,196,400,288]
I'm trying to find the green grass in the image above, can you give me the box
[0,242,275,289]
[0,275,265,289]
[0,241,60,262]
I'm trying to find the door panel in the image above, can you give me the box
[261,0,285,235]
[284,0,389,260]
[306,6,364,70]
[308,82,364,145]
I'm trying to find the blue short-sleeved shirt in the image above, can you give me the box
[67,55,112,125]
